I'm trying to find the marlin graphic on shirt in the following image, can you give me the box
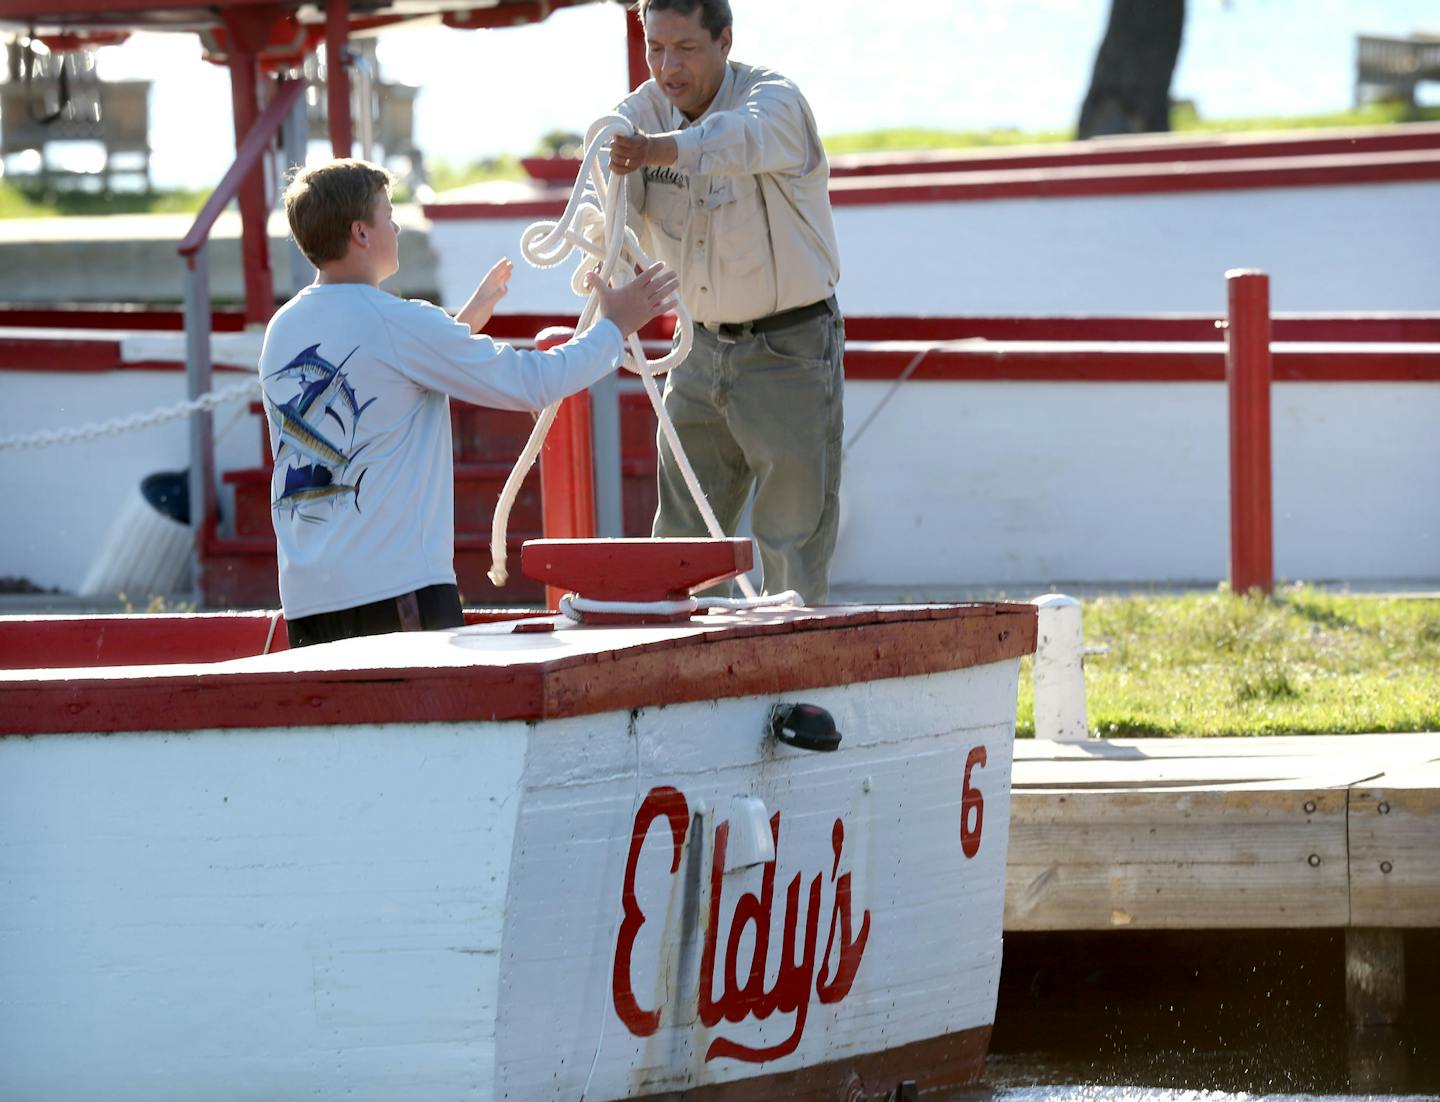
[263,343,372,524]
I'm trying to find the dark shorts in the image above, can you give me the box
[285,584,465,648]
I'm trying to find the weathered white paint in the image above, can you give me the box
[0,660,1019,1100]
[1031,595,1089,742]
[831,379,1440,592]
[0,722,529,1102]
[497,669,1015,1097]
[429,181,1440,315]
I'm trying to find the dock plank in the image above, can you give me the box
[1349,759,1440,927]
[1007,735,1440,932]
[1006,787,1347,930]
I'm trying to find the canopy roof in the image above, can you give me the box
[0,0,609,36]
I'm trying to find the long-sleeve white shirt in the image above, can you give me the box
[617,60,841,326]
[257,283,622,618]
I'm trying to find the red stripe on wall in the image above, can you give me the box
[827,124,1440,177]
[840,343,1440,383]
[425,149,1440,220]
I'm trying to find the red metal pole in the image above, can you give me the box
[326,0,354,158]
[221,7,280,326]
[536,328,598,609]
[625,5,648,90]
[1225,269,1274,595]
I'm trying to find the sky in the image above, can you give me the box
[61,0,1440,191]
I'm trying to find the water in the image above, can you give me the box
[948,929,1440,1101]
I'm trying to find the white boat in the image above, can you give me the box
[0,541,1036,1100]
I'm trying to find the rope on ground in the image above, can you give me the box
[486,114,758,601]
[0,377,261,453]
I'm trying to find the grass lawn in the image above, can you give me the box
[1014,585,1440,738]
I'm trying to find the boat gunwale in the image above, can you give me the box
[1,603,1037,737]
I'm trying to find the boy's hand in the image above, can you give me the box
[456,257,513,333]
[588,262,680,337]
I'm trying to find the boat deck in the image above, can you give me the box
[1009,733,1440,931]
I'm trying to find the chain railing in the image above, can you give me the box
[0,377,260,453]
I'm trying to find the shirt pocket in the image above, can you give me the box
[644,179,689,242]
[711,175,769,278]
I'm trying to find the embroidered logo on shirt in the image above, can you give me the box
[643,166,688,189]
[263,343,374,523]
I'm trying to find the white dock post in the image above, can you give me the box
[1031,594,1089,741]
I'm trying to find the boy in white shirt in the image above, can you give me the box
[259,158,677,646]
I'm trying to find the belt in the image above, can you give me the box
[705,298,834,342]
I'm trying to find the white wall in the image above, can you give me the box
[430,181,1440,315]
[831,379,1440,593]
[3,371,1436,595]
[0,368,265,593]
[833,182,1440,314]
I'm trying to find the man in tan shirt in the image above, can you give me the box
[610,0,844,605]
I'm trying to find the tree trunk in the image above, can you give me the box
[1077,0,1186,139]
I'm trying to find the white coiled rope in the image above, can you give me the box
[487,114,773,608]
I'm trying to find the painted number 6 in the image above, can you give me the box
[961,745,986,858]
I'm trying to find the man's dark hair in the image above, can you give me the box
[635,0,732,39]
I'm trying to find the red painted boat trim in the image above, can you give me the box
[6,323,1434,383]
[826,149,1440,207]
[0,604,1038,736]
[0,610,531,671]
[827,124,1440,177]
[0,336,253,373]
[631,1023,990,1101]
[839,314,1440,344]
[0,305,248,331]
[426,149,1440,220]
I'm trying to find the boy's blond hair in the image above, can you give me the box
[283,159,393,267]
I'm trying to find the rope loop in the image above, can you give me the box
[488,114,757,598]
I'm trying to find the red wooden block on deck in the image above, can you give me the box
[520,538,752,605]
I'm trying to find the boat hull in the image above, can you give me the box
[0,605,1029,1100]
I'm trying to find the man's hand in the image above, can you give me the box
[456,257,513,333]
[610,131,680,177]
[587,262,680,336]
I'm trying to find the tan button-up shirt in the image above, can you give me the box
[616,61,841,326]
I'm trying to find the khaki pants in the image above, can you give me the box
[652,302,844,605]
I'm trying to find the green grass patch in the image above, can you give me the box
[0,180,209,217]
[1014,585,1440,738]
[426,154,527,193]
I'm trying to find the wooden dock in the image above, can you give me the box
[1008,733,1440,932]
[1007,733,1440,1030]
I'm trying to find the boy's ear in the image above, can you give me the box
[351,219,370,249]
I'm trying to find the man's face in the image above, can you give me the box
[644,6,731,120]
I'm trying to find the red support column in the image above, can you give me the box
[536,328,598,609]
[1225,269,1274,595]
[221,7,281,326]
[326,0,354,158]
[625,5,648,90]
